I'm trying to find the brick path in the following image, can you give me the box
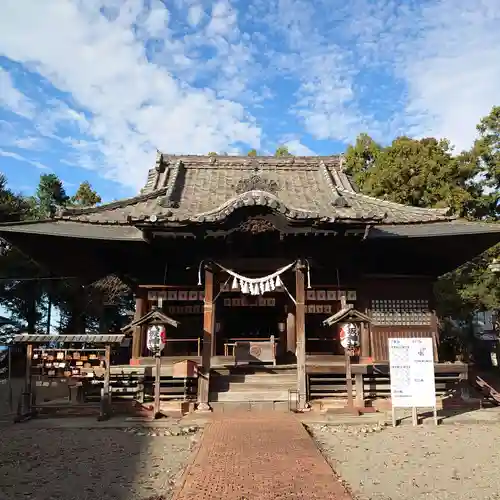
[173,413,352,500]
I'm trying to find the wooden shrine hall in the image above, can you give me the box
[1,153,500,412]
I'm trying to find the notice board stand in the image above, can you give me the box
[389,337,439,427]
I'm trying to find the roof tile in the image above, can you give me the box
[59,154,453,225]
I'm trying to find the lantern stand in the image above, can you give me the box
[121,307,179,420]
[323,299,372,415]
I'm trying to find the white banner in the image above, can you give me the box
[389,337,436,408]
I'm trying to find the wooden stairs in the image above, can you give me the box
[209,365,297,412]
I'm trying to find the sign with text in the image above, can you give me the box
[388,337,436,408]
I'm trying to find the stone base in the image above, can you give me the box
[195,402,213,413]
[325,407,360,416]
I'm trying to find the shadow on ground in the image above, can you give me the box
[0,379,197,500]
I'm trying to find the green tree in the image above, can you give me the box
[275,145,292,157]
[247,149,257,157]
[345,135,480,216]
[34,173,70,218]
[0,174,31,222]
[0,174,44,333]
[71,181,102,207]
[207,152,217,156]
[474,105,500,219]
[344,118,500,330]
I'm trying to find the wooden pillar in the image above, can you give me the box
[295,261,308,411]
[99,344,111,421]
[132,291,147,359]
[197,265,215,412]
[286,311,296,358]
[360,323,370,358]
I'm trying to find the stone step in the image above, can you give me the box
[222,382,295,392]
[209,390,292,402]
[212,379,296,388]
[210,401,291,413]
[223,374,297,382]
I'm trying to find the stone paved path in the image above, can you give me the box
[173,413,352,500]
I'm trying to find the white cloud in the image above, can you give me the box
[0,0,261,189]
[143,0,170,37]
[187,4,204,27]
[0,68,35,118]
[284,139,316,156]
[1,0,499,194]
[341,0,500,150]
[0,149,49,169]
[206,0,237,38]
[259,0,364,143]
[398,0,500,151]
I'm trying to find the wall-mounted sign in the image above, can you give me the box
[165,305,203,315]
[306,304,333,314]
[148,290,204,302]
[223,297,276,307]
[306,290,357,302]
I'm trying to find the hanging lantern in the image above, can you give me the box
[146,324,166,354]
[339,322,360,350]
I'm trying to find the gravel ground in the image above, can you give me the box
[309,423,500,500]
[0,426,198,500]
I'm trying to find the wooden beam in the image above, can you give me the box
[196,264,215,412]
[295,261,309,411]
[131,290,147,359]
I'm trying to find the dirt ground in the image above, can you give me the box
[0,426,197,500]
[309,422,500,500]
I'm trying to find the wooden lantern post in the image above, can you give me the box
[121,307,179,419]
[196,264,215,412]
[323,299,372,415]
[295,261,309,412]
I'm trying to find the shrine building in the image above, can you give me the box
[2,154,500,412]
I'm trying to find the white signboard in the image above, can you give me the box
[388,337,436,408]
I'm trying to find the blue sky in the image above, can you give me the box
[1,0,500,202]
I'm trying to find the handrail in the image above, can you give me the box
[163,338,202,356]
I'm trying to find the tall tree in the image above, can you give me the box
[0,174,31,223]
[474,105,500,220]
[344,119,500,325]
[344,135,480,217]
[71,181,102,207]
[0,174,44,333]
[34,173,69,218]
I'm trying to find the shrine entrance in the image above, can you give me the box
[215,293,288,362]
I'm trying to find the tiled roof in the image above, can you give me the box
[56,154,453,225]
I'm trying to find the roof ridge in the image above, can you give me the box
[338,188,453,217]
[59,187,169,217]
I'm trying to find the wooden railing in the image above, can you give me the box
[223,337,278,357]
[163,338,202,356]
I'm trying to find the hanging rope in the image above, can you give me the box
[212,261,297,295]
